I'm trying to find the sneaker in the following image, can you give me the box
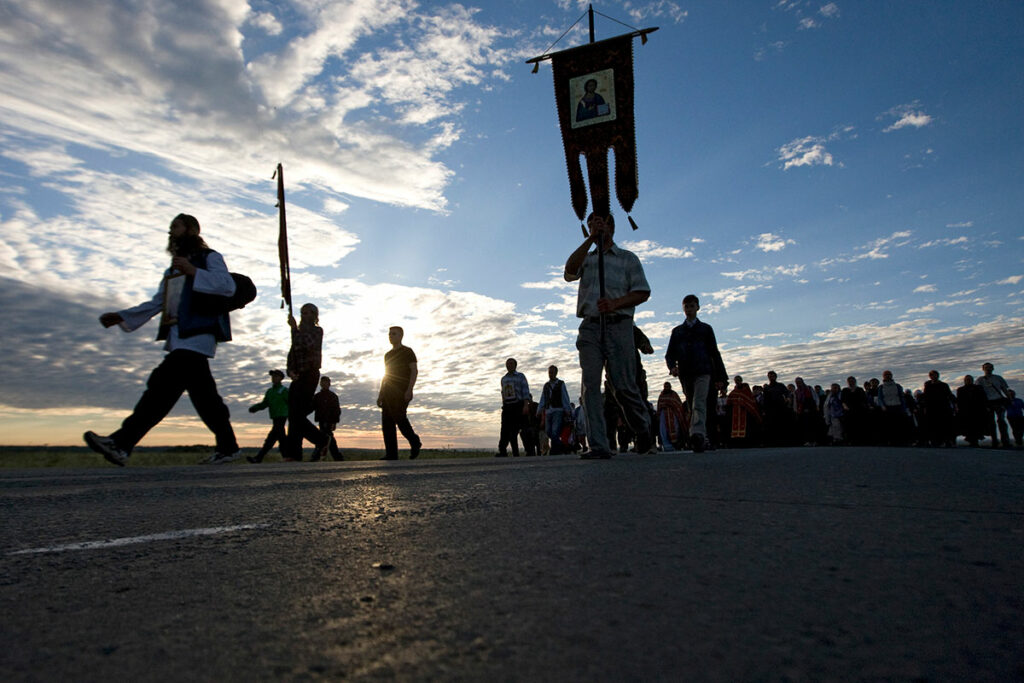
[245,455,261,464]
[410,442,421,460]
[84,431,129,467]
[691,433,706,453]
[210,451,238,464]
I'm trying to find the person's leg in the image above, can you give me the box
[546,409,564,453]
[603,320,651,444]
[994,404,1010,447]
[498,405,514,454]
[285,372,321,460]
[110,351,189,453]
[183,352,238,455]
[381,404,399,459]
[577,322,609,453]
[394,404,421,454]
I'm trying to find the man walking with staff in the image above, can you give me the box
[564,212,653,459]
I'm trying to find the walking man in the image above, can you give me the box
[497,358,531,457]
[83,213,240,466]
[283,303,328,461]
[564,212,653,458]
[976,362,1012,448]
[313,376,342,460]
[664,294,728,453]
[538,365,572,454]
[247,369,289,463]
[377,327,422,460]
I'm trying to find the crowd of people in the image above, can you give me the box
[83,212,1021,467]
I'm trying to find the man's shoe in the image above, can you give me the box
[691,433,705,453]
[209,451,238,465]
[379,456,398,461]
[410,443,421,460]
[84,431,129,467]
[495,452,508,458]
[245,455,262,464]
[635,434,656,454]
[580,449,613,460]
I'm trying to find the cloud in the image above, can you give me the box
[819,3,841,19]
[721,317,1024,389]
[946,221,973,228]
[702,285,769,314]
[997,275,1023,285]
[777,135,835,169]
[754,232,796,252]
[248,11,283,36]
[881,103,933,132]
[819,230,913,265]
[721,265,805,281]
[913,284,938,294]
[0,0,519,212]
[918,236,968,248]
[619,240,695,260]
[623,1,689,24]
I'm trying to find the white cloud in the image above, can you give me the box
[913,284,937,293]
[946,221,973,228]
[0,0,518,213]
[881,103,933,132]
[918,236,968,248]
[623,1,689,24]
[777,135,834,169]
[721,265,805,281]
[997,275,1023,285]
[754,232,796,252]
[819,3,840,18]
[619,239,695,260]
[702,284,768,314]
[819,230,913,265]
[248,11,283,36]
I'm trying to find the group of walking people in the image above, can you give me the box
[83,214,422,466]
[83,213,1019,467]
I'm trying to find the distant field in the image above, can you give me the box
[0,446,493,468]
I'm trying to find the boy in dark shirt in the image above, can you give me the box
[665,294,727,453]
[377,326,422,460]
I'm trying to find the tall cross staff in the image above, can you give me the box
[272,163,292,318]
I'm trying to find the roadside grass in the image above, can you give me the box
[0,446,493,469]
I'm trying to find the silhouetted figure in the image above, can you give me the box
[656,382,686,451]
[956,375,988,447]
[726,377,761,447]
[921,370,956,447]
[83,213,239,466]
[840,376,869,445]
[313,376,342,461]
[564,213,653,458]
[539,365,573,454]
[762,371,792,447]
[377,326,422,460]
[284,303,327,462]
[665,294,728,453]
[247,369,289,463]
[1007,389,1024,447]
[976,362,1012,448]
[497,358,530,457]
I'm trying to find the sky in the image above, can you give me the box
[0,0,1021,449]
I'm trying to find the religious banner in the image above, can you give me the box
[273,163,292,316]
[550,34,640,227]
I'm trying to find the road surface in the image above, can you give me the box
[2,447,1022,680]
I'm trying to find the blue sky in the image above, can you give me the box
[0,0,1021,448]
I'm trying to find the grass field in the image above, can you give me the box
[0,446,494,468]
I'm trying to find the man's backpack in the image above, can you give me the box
[191,273,257,315]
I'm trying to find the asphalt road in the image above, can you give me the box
[1,447,1022,681]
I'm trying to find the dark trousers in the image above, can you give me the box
[986,401,1010,446]
[111,349,237,455]
[499,401,523,456]
[381,390,420,459]
[254,417,287,461]
[317,422,341,460]
[285,370,324,460]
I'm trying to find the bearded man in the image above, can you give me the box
[84,213,240,466]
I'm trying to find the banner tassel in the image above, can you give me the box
[628,214,639,231]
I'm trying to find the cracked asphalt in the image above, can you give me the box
[1,447,1022,681]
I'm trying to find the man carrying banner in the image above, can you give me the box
[564,212,653,458]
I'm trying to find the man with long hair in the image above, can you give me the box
[84,214,239,466]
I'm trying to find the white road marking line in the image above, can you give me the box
[8,523,270,556]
